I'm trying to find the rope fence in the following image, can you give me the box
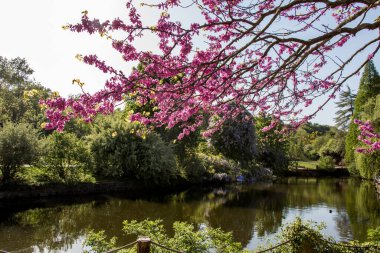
[3,227,380,253]
[102,233,380,253]
[325,240,380,250]
[103,237,184,253]
[151,241,184,253]
[254,239,293,253]
[105,240,138,253]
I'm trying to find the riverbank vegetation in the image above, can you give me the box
[1,57,380,189]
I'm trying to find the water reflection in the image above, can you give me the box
[0,178,379,252]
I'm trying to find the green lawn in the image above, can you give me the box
[295,161,319,170]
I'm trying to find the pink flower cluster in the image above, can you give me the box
[354,119,380,153]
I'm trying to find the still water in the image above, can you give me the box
[0,178,379,252]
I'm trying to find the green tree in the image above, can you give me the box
[352,95,380,178]
[42,132,92,182]
[255,115,289,172]
[334,86,356,130]
[0,123,39,183]
[345,61,380,174]
[0,56,51,128]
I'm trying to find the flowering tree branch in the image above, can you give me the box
[43,0,380,139]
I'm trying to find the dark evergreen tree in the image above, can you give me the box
[345,61,380,173]
[211,109,257,168]
[334,86,356,130]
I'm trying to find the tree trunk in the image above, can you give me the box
[1,165,13,183]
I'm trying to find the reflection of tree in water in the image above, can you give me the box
[0,201,97,252]
[207,183,286,245]
[0,189,228,252]
[0,179,379,252]
[343,180,380,240]
[334,210,353,240]
[207,178,380,246]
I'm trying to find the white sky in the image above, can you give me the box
[0,0,379,126]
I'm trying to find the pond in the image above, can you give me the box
[0,178,379,252]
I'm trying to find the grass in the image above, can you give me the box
[295,161,319,170]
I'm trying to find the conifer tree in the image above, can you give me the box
[345,61,380,173]
[334,86,356,131]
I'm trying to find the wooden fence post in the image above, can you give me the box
[137,236,151,253]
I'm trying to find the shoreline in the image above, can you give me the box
[283,168,350,177]
[0,171,352,201]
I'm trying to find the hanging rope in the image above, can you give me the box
[151,241,184,253]
[325,240,380,250]
[104,240,138,253]
[253,239,293,253]
[10,247,33,253]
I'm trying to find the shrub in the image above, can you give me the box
[0,122,39,183]
[255,115,289,173]
[42,132,93,183]
[85,219,244,253]
[84,218,380,253]
[90,116,177,185]
[317,156,335,170]
[354,151,380,179]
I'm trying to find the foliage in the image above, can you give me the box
[84,218,380,253]
[210,110,257,168]
[85,219,244,253]
[302,122,331,135]
[367,227,380,242]
[296,161,319,170]
[317,156,335,170]
[0,122,39,183]
[288,128,312,161]
[288,124,345,164]
[354,151,380,179]
[350,94,380,178]
[255,115,289,172]
[345,61,380,172]
[41,132,93,182]
[84,231,117,253]
[268,218,379,253]
[317,128,346,164]
[335,86,356,130]
[89,114,177,185]
[0,56,51,128]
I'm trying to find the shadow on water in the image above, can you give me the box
[0,178,379,252]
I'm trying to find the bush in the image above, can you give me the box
[84,218,380,253]
[264,218,380,253]
[317,156,335,170]
[90,116,177,185]
[42,132,93,183]
[85,219,243,253]
[255,115,289,173]
[0,122,39,183]
[354,151,380,179]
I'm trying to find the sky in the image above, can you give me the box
[0,0,379,126]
